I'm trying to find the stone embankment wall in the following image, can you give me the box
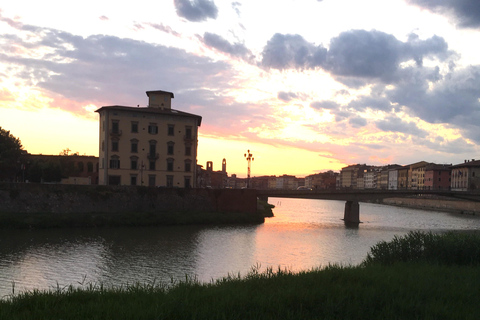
[383,197,480,215]
[0,183,258,214]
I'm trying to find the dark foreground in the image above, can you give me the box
[1,231,480,320]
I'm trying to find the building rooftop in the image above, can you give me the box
[95,105,202,126]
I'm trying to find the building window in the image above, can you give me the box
[167,141,174,155]
[149,141,157,159]
[184,176,191,188]
[78,162,84,172]
[112,140,119,152]
[149,160,156,170]
[131,139,138,153]
[167,158,174,172]
[87,162,93,173]
[131,175,137,186]
[148,123,158,134]
[112,120,120,134]
[131,122,138,133]
[167,175,173,187]
[185,144,191,156]
[168,124,174,136]
[185,160,191,172]
[109,156,120,169]
[185,126,192,139]
[130,157,138,170]
[148,175,156,187]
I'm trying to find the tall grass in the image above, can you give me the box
[363,230,480,266]
[2,231,480,319]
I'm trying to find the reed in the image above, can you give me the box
[362,230,480,266]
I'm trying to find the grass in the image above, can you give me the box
[1,231,480,319]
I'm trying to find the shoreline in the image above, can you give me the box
[378,197,480,215]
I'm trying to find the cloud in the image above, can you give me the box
[260,30,451,86]
[348,116,367,128]
[173,0,218,22]
[310,100,339,110]
[277,91,304,102]
[260,33,327,70]
[146,23,181,37]
[202,32,254,61]
[406,0,480,29]
[375,116,428,137]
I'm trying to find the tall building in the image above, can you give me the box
[95,90,202,187]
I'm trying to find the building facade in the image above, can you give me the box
[424,164,451,190]
[451,159,480,191]
[96,90,202,187]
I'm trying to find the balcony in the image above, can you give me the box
[184,135,195,142]
[110,129,122,137]
[147,152,159,160]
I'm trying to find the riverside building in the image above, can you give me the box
[95,90,202,187]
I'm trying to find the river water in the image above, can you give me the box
[1,198,480,299]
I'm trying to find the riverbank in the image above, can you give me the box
[0,183,269,228]
[1,231,479,319]
[381,196,480,215]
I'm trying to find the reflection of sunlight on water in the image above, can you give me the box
[1,198,480,298]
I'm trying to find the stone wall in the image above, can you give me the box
[0,183,258,215]
[383,197,480,214]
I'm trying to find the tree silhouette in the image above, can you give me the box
[0,127,24,181]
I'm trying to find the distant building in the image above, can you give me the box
[95,90,202,187]
[305,171,338,190]
[23,154,99,184]
[340,164,370,189]
[451,159,480,191]
[197,159,228,188]
[251,176,276,190]
[276,174,298,190]
[408,161,430,190]
[424,164,451,190]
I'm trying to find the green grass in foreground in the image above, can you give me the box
[1,231,480,320]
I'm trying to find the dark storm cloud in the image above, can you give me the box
[202,33,254,62]
[260,33,327,70]
[375,116,428,137]
[173,0,218,22]
[406,0,480,29]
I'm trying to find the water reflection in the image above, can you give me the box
[1,198,479,298]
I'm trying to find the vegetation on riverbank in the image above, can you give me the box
[2,231,480,319]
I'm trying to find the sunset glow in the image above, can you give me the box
[1,0,480,178]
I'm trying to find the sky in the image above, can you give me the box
[1,0,480,178]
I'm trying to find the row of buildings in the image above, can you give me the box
[336,160,480,192]
[15,89,480,192]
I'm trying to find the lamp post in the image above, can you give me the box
[244,149,254,188]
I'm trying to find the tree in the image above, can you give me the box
[0,127,24,181]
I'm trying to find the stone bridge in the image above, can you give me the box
[256,189,480,224]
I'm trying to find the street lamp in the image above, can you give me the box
[244,150,254,188]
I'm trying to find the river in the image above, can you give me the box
[1,198,479,299]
